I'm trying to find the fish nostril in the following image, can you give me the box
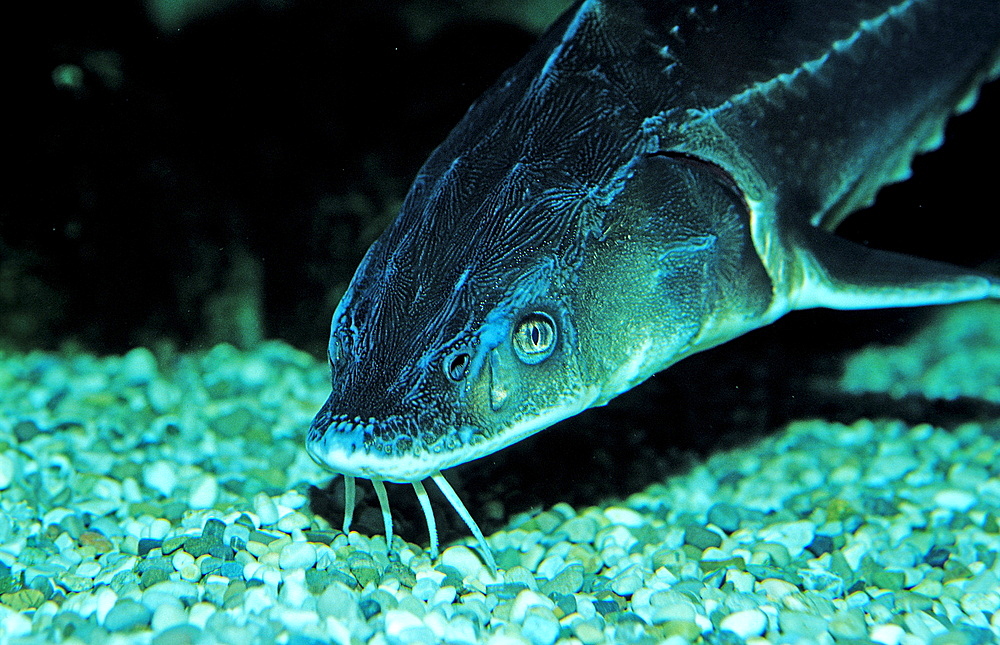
[445,352,470,382]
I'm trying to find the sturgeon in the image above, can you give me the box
[307,0,1000,570]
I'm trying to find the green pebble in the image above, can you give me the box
[103,598,152,632]
[654,620,701,641]
[184,537,213,558]
[929,630,976,645]
[329,568,359,589]
[135,556,172,574]
[202,518,226,542]
[305,569,333,594]
[542,563,584,595]
[494,548,522,571]
[895,591,933,613]
[610,611,647,626]
[161,536,187,555]
[827,608,867,639]
[234,513,255,529]
[683,525,722,550]
[13,420,40,442]
[110,571,141,595]
[872,569,905,592]
[552,593,577,616]
[983,513,999,534]
[212,407,254,437]
[60,514,86,539]
[383,562,416,588]
[223,581,247,609]
[199,557,224,576]
[348,552,380,587]
[207,544,234,560]
[746,564,802,586]
[1,588,44,610]
[140,567,171,589]
[219,561,243,579]
[533,511,563,534]
[27,575,54,599]
[302,530,338,545]
[699,557,746,574]
[0,574,19,594]
[138,538,162,557]
[17,546,49,566]
[151,624,203,645]
[779,611,828,637]
[707,503,742,534]
[162,501,188,522]
[249,530,280,544]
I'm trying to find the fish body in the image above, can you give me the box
[307,0,1000,562]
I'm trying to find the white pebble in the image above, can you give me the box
[143,461,177,497]
[603,506,644,527]
[279,570,311,607]
[610,568,643,596]
[278,607,321,632]
[933,489,976,512]
[279,542,317,570]
[869,623,905,645]
[254,493,279,526]
[0,453,15,490]
[179,563,201,581]
[0,612,32,638]
[188,474,219,509]
[276,511,311,532]
[383,608,424,638]
[758,521,814,558]
[440,546,486,578]
[151,601,187,631]
[148,518,171,540]
[172,550,195,571]
[522,611,560,645]
[719,608,767,638]
[75,561,102,578]
[278,489,308,509]
[510,589,555,624]
[188,601,217,628]
[94,585,119,624]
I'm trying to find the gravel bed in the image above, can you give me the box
[1,301,999,644]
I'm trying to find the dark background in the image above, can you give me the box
[6,0,999,538]
[5,0,998,354]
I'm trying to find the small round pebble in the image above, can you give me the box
[103,598,153,632]
[522,611,560,645]
[439,545,485,578]
[279,542,317,570]
[0,453,15,490]
[253,493,279,526]
[707,503,742,533]
[719,608,767,638]
[188,474,219,509]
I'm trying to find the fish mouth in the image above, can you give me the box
[305,408,481,482]
[306,406,500,573]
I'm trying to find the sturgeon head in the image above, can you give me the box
[305,1,774,484]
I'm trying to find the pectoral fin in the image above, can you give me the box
[791,226,1000,311]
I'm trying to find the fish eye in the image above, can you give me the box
[512,312,557,364]
[444,351,471,382]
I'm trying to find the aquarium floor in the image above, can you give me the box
[1,302,999,644]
